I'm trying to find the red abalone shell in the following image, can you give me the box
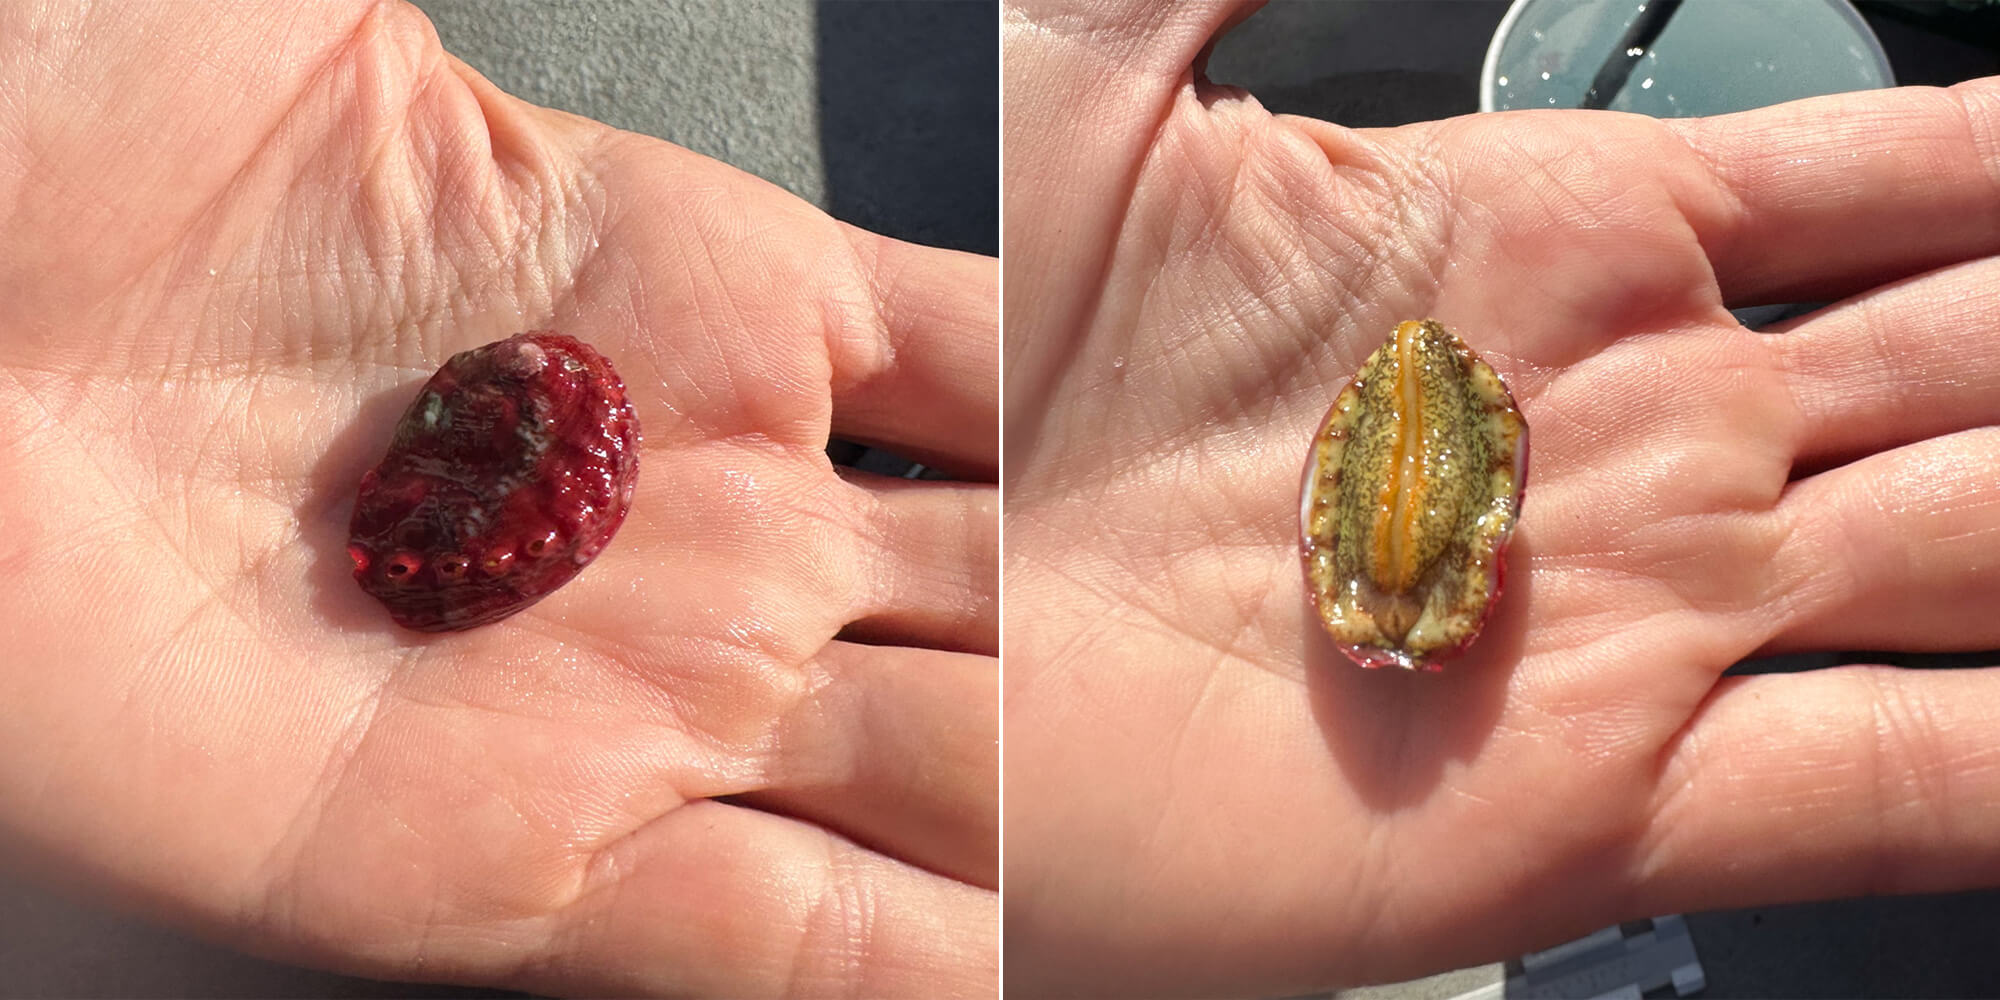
[348,332,640,631]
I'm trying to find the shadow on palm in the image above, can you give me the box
[1304,533,1534,811]
[302,374,437,636]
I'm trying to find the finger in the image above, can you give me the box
[837,474,997,655]
[1665,77,2000,306]
[746,641,995,889]
[1647,666,2000,914]
[829,228,997,479]
[1769,256,2000,471]
[1764,426,2000,654]
[532,799,996,998]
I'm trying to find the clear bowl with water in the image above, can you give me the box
[1481,0,1893,116]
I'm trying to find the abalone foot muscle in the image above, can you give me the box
[1301,320,1526,671]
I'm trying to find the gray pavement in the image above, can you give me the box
[425,0,829,204]
[415,0,996,254]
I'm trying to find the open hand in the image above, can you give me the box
[0,1,996,995]
[1004,1,2000,995]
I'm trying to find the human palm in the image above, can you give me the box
[0,3,995,996]
[1006,2,2000,996]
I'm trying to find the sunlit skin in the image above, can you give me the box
[1007,1,2000,996]
[0,2,996,996]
